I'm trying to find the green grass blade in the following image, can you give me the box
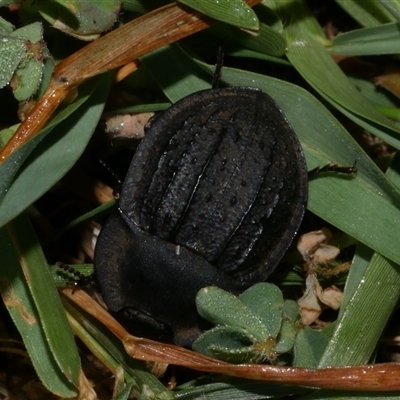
[207,4,286,57]
[338,244,374,320]
[226,47,291,64]
[319,153,400,367]
[286,33,400,146]
[141,44,212,102]
[346,75,399,108]
[264,0,326,38]
[0,77,99,208]
[330,23,400,55]
[0,213,80,396]
[265,0,400,150]
[336,0,395,27]
[45,199,116,244]
[319,253,400,367]
[327,99,400,150]
[378,0,400,21]
[0,73,113,228]
[178,0,259,31]
[61,296,172,398]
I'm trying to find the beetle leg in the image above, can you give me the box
[308,160,357,179]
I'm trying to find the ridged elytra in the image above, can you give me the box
[94,87,308,346]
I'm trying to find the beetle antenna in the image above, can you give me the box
[212,41,225,89]
[97,157,122,186]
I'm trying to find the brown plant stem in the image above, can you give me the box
[62,287,400,392]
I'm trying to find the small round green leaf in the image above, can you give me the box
[196,286,270,341]
[239,283,284,338]
[283,299,301,322]
[12,57,42,101]
[274,319,296,354]
[192,325,259,363]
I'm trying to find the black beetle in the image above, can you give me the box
[94,87,308,346]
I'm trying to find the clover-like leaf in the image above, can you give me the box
[192,325,261,363]
[239,282,284,338]
[283,299,301,323]
[195,284,302,363]
[274,319,297,354]
[196,286,270,341]
[0,21,47,101]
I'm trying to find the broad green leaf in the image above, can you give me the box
[330,23,400,55]
[178,0,259,31]
[0,73,113,228]
[336,0,395,27]
[1,213,80,396]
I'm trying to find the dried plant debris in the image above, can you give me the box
[297,229,350,325]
